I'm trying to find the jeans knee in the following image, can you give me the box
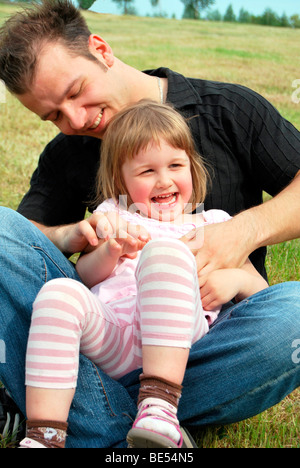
[0,207,19,233]
[0,206,35,245]
[273,282,300,314]
[259,282,300,342]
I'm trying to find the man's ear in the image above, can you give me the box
[88,34,115,67]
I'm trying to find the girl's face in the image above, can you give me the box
[121,139,193,221]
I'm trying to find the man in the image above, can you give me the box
[0,0,299,448]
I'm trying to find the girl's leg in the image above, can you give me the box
[23,276,140,448]
[127,238,206,448]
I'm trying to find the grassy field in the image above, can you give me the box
[0,3,299,448]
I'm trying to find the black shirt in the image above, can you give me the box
[17,68,300,277]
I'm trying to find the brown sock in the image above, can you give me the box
[138,374,183,409]
[26,420,68,448]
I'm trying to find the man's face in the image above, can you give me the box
[17,36,128,138]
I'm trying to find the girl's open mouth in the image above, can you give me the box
[151,193,178,207]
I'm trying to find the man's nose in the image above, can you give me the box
[64,104,87,131]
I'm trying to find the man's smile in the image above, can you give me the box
[89,110,104,130]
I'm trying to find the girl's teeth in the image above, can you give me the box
[153,194,177,204]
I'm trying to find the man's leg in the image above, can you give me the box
[122,282,300,430]
[0,208,137,448]
[0,207,82,402]
[2,208,299,446]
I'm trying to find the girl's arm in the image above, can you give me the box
[76,239,121,289]
[76,236,149,289]
[199,259,269,311]
[235,259,269,302]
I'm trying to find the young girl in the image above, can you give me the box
[21,101,268,449]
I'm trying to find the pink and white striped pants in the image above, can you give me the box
[26,239,208,389]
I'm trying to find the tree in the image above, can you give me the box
[290,14,300,28]
[238,8,251,24]
[259,8,280,26]
[181,0,215,20]
[280,13,290,28]
[112,0,136,15]
[78,0,96,10]
[206,9,222,21]
[223,4,236,22]
[150,0,168,18]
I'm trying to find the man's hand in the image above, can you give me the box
[181,216,256,277]
[32,211,151,256]
[182,171,300,277]
[32,212,108,255]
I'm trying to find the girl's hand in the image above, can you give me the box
[199,269,243,311]
[106,235,149,260]
[199,266,268,310]
[95,211,150,243]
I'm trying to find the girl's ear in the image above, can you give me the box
[88,34,115,68]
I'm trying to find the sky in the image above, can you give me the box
[91,0,300,18]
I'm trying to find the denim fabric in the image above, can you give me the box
[0,207,299,448]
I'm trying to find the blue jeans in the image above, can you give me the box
[0,206,299,448]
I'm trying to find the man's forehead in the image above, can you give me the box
[36,41,77,72]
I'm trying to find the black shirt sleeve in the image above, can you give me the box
[17,133,101,226]
[219,83,300,196]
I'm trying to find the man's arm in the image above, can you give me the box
[31,211,151,257]
[30,213,102,256]
[186,170,300,277]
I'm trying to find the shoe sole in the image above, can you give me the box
[127,426,198,449]
[181,427,198,448]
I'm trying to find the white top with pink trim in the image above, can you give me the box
[92,199,231,325]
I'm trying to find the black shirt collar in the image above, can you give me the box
[143,67,202,108]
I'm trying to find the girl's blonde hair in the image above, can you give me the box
[95,100,209,210]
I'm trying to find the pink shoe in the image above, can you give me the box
[127,398,183,448]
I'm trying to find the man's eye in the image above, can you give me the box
[52,112,61,123]
[70,85,82,100]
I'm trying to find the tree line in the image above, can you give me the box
[8,1,300,28]
[101,0,300,28]
[207,4,300,29]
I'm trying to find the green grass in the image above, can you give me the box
[0,3,299,448]
[197,394,300,448]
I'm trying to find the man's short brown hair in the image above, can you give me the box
[0,0,97,94]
